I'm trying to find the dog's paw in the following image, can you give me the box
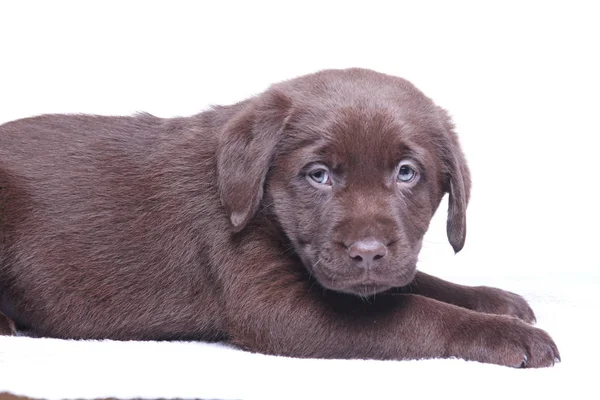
[469,286,536,324]
[452,314,560,368]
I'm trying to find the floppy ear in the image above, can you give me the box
[217,89,293,232]
[437,107,471,253]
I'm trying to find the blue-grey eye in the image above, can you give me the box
[308,168,331,185]
[397,163,416,182]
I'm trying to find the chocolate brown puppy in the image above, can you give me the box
[0,68,559,367]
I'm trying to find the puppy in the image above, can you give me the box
[0,68,559,367]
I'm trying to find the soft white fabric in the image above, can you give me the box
[1,274,597,400]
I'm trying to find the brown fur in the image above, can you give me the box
[0,68,559,367]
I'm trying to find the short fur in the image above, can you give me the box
[0,68,559,367]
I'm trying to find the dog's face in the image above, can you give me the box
[266,109,444,296]
[217,69,470,296]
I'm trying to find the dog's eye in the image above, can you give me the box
[397,163,417,183]
[308,168,332,186]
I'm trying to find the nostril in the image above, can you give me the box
[347,238,387,268]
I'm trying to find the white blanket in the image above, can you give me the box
[1,274,597,400]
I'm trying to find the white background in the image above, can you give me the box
[3,1,598,281]
[1,2,599,397]
[1,0,598,302]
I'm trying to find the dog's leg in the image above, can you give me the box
[400,271,536,323]
[223,257,558,368]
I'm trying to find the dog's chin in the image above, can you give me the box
[339,283,394,297]
[312,267,417,297]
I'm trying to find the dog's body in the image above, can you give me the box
[0,69,559,367]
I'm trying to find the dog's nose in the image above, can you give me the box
[348,239,387,268]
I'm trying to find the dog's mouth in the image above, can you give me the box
[300,243,418,296]
[345,283,393,297]
[312,268,416,297]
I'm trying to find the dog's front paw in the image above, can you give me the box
[469,286,536,324]
[451,314,560,368]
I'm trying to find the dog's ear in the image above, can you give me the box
[437,107,471,253]
[217,89,292,232]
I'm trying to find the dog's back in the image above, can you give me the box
[0,112,229,340]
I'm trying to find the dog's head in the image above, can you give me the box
[217,69,470,296]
